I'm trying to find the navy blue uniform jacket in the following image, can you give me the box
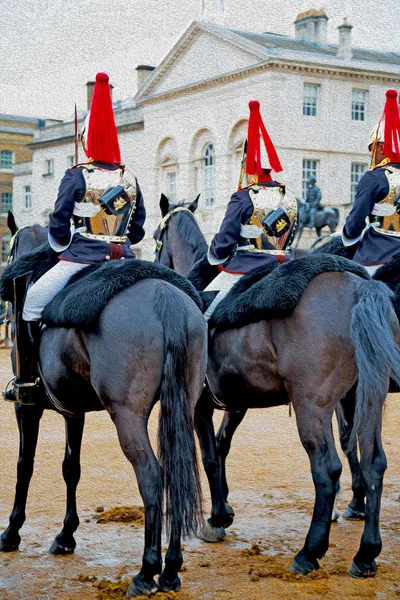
[209,181,289,274]
[48,163,146,263]
[343,162,400,266]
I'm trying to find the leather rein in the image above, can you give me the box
[154,206,194,261]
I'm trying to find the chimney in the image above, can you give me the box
[294,8,328,44]
[86,80,114,109]
[337,18,353,60]
[136,65,155,90]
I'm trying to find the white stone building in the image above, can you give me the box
[11,11,400,259]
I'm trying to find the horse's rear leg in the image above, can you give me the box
[290,405,342,575]
[110,409,162,598]
[195,388,234,543]
[336,393,365,520]
[216,408,247,505]
[50,413,85,555]
[350,418,386,578]
[1,402,44,551]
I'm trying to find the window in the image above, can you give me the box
[302,159,319,200]
[0,150,13,169]
[303,84,319,117]
[43,159,54,176]
[166,172,177,203]
[352,90,367,121]
[203,144,216,206]
[1,192,13,214]
[68,155,75,167]
[1,235,11,265]
[24,185,32,209]
[351,163,368,202]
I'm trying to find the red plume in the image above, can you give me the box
[85,72,121,164]
[383,89,400,162]
[245,100,283,175]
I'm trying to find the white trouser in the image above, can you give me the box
[203,271,242,321]
[364,265,380,276]
[23,260,88,321]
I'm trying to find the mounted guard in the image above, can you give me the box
[3,72,146,404]
[204,100,298,316]
[342,89,400,273]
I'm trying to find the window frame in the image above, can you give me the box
[203,143,216,206]
[24,185,32,210]
[303,84,319,117]
[352,89,367,122]
[302,159,320,200]
[43,158,54,177]
[0,150,14,170]
[1,234,11,266]
[165,171,177,204]
[1,192,13,215]
[350,162,368,202]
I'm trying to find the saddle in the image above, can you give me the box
[0,244,202,328]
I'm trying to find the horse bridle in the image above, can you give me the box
[154,206,194,262]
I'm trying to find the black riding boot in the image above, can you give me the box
[3,321,41,405]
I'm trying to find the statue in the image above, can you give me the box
[305,177,322,226]
[294,177,340,246]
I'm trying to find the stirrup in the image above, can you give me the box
[3,376,40,405]
[3,377,18,402]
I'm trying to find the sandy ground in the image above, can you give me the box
[0,348,399,600]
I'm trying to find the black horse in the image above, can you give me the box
[154,196,400,579]
[1,214,208,598]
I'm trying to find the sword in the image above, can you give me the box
[237,139,247,190]
[74,103,78,165]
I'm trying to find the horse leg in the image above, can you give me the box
[216,409,247,506]
[336,393,365,520]
[110,410,162,598]
[195,388,234,543]
[1,402,44,551]
[49,413,85,555]
[290,405,342,575]
[349,412,387,578]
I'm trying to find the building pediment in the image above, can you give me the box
[135,21,267,102]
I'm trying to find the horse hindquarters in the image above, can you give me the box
[81,282,206,598]
[348,279,400,577]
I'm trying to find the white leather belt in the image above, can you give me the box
[79,232,128,243]
[240,224,263,238]
[73,202,101,217]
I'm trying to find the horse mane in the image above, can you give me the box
[173,208,208,264]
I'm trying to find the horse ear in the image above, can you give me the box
[160,194,170,217]
[188,194,200,213]
[7,211,18,236]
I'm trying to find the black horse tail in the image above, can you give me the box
[350,279,400,444]
[154,284,203,539]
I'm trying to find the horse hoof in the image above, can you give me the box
[331,509,340,522]
[225,503,235,517]
[0,539,19,552]
[289,557,319,575]
[127,579,158,598]
[342,507,365,520]
[158,575,181,593]
[349,560,377,579]
[197,523,226,543]
[49,540,75,555]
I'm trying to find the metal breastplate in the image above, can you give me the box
[73,165,137,240]
[370,167,400,237]
[244,185,297,251]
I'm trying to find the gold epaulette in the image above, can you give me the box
[371,158,391,171]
